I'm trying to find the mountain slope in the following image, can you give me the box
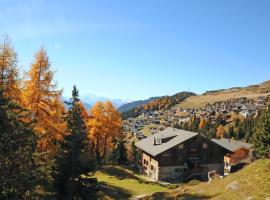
[117,97,159,112]
[121,92,195,119]
[143,159,270,200]
[177,80,270,109]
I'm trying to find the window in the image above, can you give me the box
[156,138,162,144]
[143,159,149,166]
[175,168,183,173]
[150,165,154,170]
[178,144,184,150]
[203,143,208,149]
[162,153,171,157]
[190,148,196,153]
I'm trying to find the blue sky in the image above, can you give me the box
[1,0,270,100]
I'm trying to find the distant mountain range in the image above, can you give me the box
[64,80,270,112]
[63,94,132,110]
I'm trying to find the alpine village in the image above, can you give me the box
[2,0,270,198]
[0,35,270,200]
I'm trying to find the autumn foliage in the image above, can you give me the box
[0,36,21,102]
[88,101,122,162]
[216,125,225,139]
[22,47,66,151]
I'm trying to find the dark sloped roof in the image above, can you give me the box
[135,127,198,156]
[241,104,256,111]
[211,138,251,152]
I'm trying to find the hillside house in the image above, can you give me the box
[240,104,256,117]
[211,138,251,170]
[135,127,231,182]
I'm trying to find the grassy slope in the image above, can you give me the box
[143,159,270,200]
[95,166,167,199]
[177,81,270,109]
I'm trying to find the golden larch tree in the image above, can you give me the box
[0,35,21,102]
[199,118,206,130]
[22,47,66,152]
[88,101,122,162]
[216,125,225,139]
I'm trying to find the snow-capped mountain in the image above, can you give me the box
[64,94,133,109]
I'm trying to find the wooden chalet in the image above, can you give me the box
[136,127,231,182]
[211,138,251,170]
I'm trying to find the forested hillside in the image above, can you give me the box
[122,92,195,119]
[118,97,159,112]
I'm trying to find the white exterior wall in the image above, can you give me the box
[142,153,159,181]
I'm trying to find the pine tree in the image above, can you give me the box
[0,88,48,199]
[235,118,240,127]
[113,139,128,165]
[208,127,216,139]
[130,141,141,170]
[252,102,270,158]
[54,86,97,199]
[236,127,244,140]
[23,47,66,152]
[228,126,235,139]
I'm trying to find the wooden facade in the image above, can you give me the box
[141,134,229,182]
[224,148,250,168]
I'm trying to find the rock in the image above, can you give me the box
[131,194,149,200]
[226,181,240,191]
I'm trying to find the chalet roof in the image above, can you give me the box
[211,138,252,152]
[135,127,198,156]
[241,104,256,111]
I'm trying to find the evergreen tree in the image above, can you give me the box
[244,129,252,142]
[130,141,141,170]
[223,131,229,139]
[228,126,235,139]
[236,127,244,140]
[0,88,47,199]
[113,139,128,165]
[207,127,216,139]
[235,118,240,127]
[252,102,270,158]
[54,86,97,199]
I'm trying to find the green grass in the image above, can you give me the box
[95,160,270,199]
[142,159,270,200]
[95,165,167,199]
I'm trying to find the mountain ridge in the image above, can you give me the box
[63,94,132,109]
[117,97,160,113]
